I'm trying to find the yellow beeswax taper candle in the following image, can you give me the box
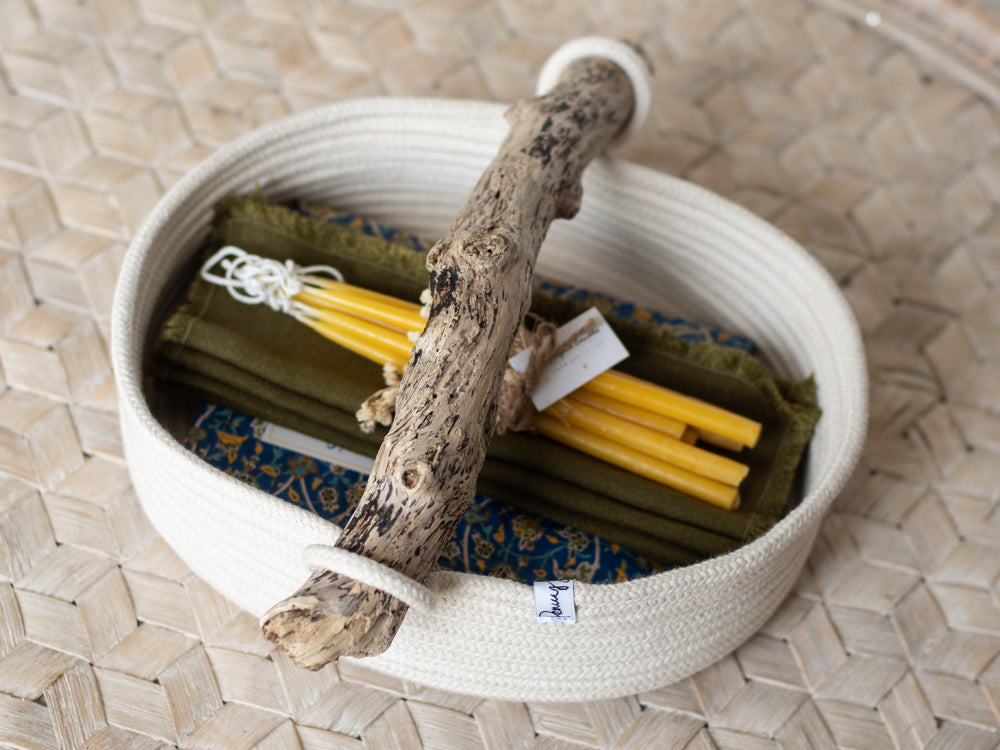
[296,280,426,334]
[566,388,686,439]
[585,370,762,449]
[533,413,741,510]
[295,308,411,370]
[551,397,749,487]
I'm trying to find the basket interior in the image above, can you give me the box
[122,99,866,581]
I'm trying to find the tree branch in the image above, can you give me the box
[261,53,640,669]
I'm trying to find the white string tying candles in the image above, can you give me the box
[200,245,345,313]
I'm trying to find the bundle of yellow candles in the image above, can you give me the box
[201,247,762,511]
[294,281,763,512]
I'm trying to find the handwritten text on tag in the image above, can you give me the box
[534,580,577,624]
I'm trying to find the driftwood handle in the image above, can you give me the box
[262,48,644,668]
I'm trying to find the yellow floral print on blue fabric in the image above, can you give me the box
[183,404,665,584]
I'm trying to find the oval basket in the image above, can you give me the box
[111,96,868,702]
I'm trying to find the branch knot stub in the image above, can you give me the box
[400,464,425,490]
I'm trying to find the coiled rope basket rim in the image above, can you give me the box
[111,95,868,702]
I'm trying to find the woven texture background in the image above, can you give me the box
[2,0,1000,748]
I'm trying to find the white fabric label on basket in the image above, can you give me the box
[509,307,628,412]
[261,423,375,474]
[534,580,577,624]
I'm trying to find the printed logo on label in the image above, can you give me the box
[534,580,577,624]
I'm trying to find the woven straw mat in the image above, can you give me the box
[2,1,1000,748]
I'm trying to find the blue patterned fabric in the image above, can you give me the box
[532,279,755,352]
[184,404,667,583]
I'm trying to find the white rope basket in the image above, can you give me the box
[112,47,867,702]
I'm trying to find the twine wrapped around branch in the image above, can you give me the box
[357,313,598,436]
[498,314,599,434]
[496,316,559,435]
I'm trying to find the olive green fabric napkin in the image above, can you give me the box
[151,192,821,567]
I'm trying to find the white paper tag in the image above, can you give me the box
[534,580,577,624]
[508,307,629,412]
[260,423,375,475]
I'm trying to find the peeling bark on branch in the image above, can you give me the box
[261,54,640,669]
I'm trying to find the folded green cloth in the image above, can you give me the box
[150,192,821,566]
